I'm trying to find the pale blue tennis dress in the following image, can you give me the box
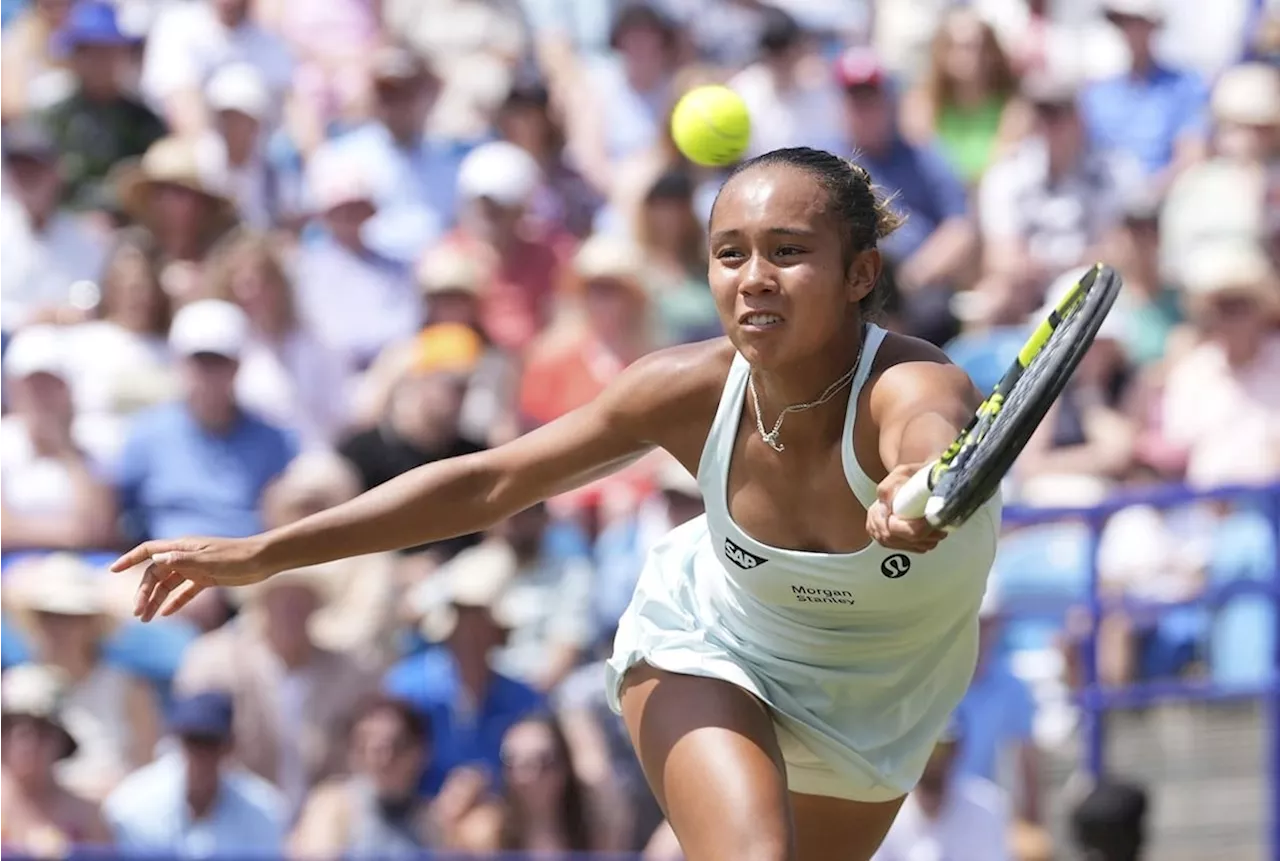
[605,325,1001,801]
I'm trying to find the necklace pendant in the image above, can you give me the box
[762,432,785,453]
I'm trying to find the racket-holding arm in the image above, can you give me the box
[890,460,941,522]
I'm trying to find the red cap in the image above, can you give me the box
[834,47,886,90]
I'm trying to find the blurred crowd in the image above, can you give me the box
[1,0,1278,859]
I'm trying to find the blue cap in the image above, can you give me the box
[167,691,234,740]
[54,2,135,53]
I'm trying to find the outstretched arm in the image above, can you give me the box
[113,342,726,620]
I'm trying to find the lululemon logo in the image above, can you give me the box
[881,554,911,579]
[724,537,767,570]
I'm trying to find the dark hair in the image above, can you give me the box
[499,713,591,852]
[712,147,904,314]
[348,696,432,750]
[1070,779,1148,861]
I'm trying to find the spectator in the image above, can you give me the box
[293,146,421,370]
[901,7,1029,185]
[386,542,545,795]
[0,0,74,121]
[1,119,108,335]
[58,229,174,460]
[37,2,165,215]
[1080,0,1208,192]
[259,450,399,666]
[314,44,467,265]
[485,504,595,691]
[455,713,594,853]
[1104,191,1185,368]
[496,79,604,239]
[445,140,574,355]
[382,0,532,142]
[1160,63,1279,277]
[203,229,351,448]
[0,664,113,853]
[115,136,240,304]
[730,6,845,159]
[519,232,655,427]
[339,323,488,561]
[1,326,119,551]
[873,716,1012,861]
[3,554,161,800]
[976,73,1124,324]
[255,0,382,155]
[139,0,293,139]
[174,563,378,816]
[116,299,297,541]
[289,696,445,857]
[1070,779,1149,861]
[202,64,278,230]
[355,244,521,447]
[631,169,720,346]
[103,691,288,856]
[834,47,976,346]
[571,3,681,192]
[1155,241,1280,488]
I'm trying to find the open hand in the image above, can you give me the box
[866,463,948,553]
[110,536,271,622]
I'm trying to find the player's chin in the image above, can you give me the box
[730,322,795,367]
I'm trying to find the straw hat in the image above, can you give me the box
[236,563,345,610]
[2,554,124,644]
[1181,240,1280,317]
[0,664,79,760]
[115,136,237,228]
[574,233,648,286]
[1212,63,1280,128]
[416,540,521,642]
[416,243,488,297]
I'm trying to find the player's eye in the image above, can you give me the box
[715,247,745,261]
[775,245,806,258]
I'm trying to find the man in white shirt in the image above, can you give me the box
[1,120,106,336]
[104,692,287,856]
[873,716,1013,861]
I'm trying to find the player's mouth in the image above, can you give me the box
[738,311,785,332]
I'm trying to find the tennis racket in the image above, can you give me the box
[891,262,1123,530]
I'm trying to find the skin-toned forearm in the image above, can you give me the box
[255,453,507,573]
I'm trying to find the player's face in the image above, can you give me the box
[709,165,876,370]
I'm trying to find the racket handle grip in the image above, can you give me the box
[891,462,937,520]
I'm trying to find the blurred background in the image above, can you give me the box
[0,0,1277,859]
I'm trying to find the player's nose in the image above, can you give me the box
[737,253,779,296]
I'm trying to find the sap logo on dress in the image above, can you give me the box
[724,538,767,569]
[880,553,911,579]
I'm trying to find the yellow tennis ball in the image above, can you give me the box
[670,85,751,168]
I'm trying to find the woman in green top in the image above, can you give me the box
[900,8,1029,185]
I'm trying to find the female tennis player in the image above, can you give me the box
[114,147,999,861]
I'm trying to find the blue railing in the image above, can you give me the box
[1002,481,1280,860]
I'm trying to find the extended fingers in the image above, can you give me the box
[135,563,186,622]
[160,581,206,618]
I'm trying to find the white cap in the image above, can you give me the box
[1212,63,1280,128]
[4,325,68,379]
[457,141,541,208]
[306,146,377,213]
[169,299,249,359]
[206,63,271,121]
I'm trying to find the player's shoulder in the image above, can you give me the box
[867,330,980,407]
[611,337,736,410]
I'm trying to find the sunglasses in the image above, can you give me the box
[1207,294,1258,317]
[501,748,560,773]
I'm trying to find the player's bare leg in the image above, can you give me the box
[620,662,903,861]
